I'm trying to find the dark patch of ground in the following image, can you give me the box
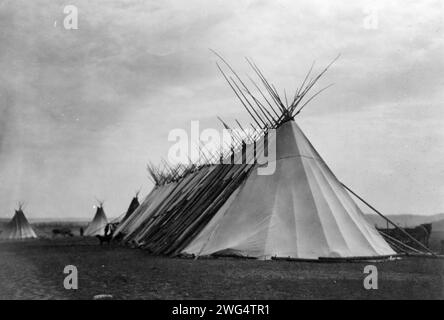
[0,237,443,300]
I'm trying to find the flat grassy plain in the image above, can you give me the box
[0,237,443,300]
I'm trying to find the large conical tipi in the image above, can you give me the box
[183,120,394,258]
[0,203,37,240]
[84,202,108,236]
[114,55,398,260]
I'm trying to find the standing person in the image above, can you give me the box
[104,223,110,236]
[80,227,84,237]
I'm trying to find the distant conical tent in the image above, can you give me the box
[84,204,108,236]
[121,193,140,223]
[0,205,37,240]
[183,120,395,258]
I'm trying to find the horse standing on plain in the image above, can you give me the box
[52,228,74,237]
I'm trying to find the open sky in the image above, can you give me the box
[0,0,443,219]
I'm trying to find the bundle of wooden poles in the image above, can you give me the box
[116,150,251,254]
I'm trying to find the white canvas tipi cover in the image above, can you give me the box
[84,205,108,236]
[1,208,37,240]
[183,120,395,259]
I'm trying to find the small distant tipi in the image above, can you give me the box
[0,203,37,240]
[121,191,140,223]
[84,201,108,236]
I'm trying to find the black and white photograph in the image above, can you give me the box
[0,0,443,306]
